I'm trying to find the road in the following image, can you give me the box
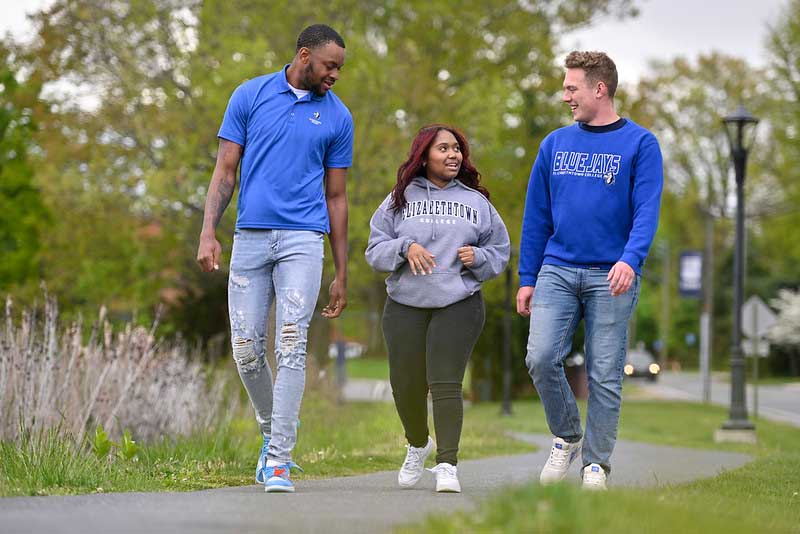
[635,371,799,427]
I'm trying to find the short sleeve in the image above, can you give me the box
[324,112,354,168]
[218,84,249,146]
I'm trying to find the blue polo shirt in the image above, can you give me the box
[218,66,354,233]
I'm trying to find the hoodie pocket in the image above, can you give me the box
[387,270,473,308]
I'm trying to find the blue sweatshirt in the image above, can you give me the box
[366,177,510,308]
[519,119,663,287]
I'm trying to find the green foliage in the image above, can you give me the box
[91,425,140,461]
[118,429,140,461]
[0,43,48,293]
[91,425,113,459]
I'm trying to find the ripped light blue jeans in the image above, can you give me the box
[228,229,323,464]
[525,264,640,472]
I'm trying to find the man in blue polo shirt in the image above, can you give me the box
[197,24,353,493]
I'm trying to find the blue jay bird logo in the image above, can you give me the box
[604,172,615,185]
[309,112,322,125]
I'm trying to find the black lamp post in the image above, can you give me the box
[721,105,759,433]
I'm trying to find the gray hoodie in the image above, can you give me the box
[365,177,510,308]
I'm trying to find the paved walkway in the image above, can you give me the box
[0,433,750,534]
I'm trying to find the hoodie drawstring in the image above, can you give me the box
[425,180,437,241]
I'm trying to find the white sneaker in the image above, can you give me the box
[398,436,435,488]
[581,463,607,491]
[539,436,582,484]
[427,462,461,493]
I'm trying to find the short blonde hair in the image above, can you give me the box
[565,51,618,98]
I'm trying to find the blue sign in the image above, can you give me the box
[678,250,703,298]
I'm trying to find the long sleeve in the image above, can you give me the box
[468,203,511,282]
[619,134,663,270]
[518,145,554,287]
[365,198,412,273]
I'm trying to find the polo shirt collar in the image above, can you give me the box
[280,64,326,101]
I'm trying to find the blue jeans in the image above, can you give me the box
[525,264,640,472]
[228,229,323,464]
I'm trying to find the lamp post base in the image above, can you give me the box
[715,427,757,444]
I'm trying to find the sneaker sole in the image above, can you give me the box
[436,484,461,493]
[265,484,295,493]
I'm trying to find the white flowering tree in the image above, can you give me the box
[769,290,800,346]
[768,290,800,376]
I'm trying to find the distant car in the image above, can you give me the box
[624,346,660,381]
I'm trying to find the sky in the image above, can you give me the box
[0,0,789,86]
[560,0,787,86]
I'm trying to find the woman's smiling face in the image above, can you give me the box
[425,129,462,187]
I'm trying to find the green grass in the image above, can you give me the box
[403,400,800,534]
[0,391,533,497]
[345,356,390,379]
[344,356,473,392]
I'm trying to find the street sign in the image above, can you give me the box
[741,337,769,358]
[678,250,703,298]
[742,296,777,338]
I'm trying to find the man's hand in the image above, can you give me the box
[407,243,436,275]
[457,246,475,267]
[196,139,241,273]
[516,286,535,317]
[607,261,635,296]
[322,277,347,318]
[197,233,222,272]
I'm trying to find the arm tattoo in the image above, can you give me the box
[211,179,234,229]
[204,139,241,231]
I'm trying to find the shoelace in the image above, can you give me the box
[402,445,426,469]
[427,464,457,478]
[264,460,304,478]
[547,444,571,467]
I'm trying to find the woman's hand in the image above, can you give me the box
[457,246,475,267]
[407,243,436,275]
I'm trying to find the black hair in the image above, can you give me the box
[296,24,345,52]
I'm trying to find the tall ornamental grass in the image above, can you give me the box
[0,294,239,444]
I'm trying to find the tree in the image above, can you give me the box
[767,289,800,376]
[756,0,800,294]
[625,53,772,368]
[0,43,48,293]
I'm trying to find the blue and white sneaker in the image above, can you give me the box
[539,436,582,485]
[581,463,607,491]
[264,461,303,493]
[255,436,271,484]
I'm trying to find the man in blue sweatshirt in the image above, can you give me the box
[516,51,663,490]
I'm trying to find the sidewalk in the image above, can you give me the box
[0,433,750,534]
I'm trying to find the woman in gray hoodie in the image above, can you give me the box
[365,124,510,493]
